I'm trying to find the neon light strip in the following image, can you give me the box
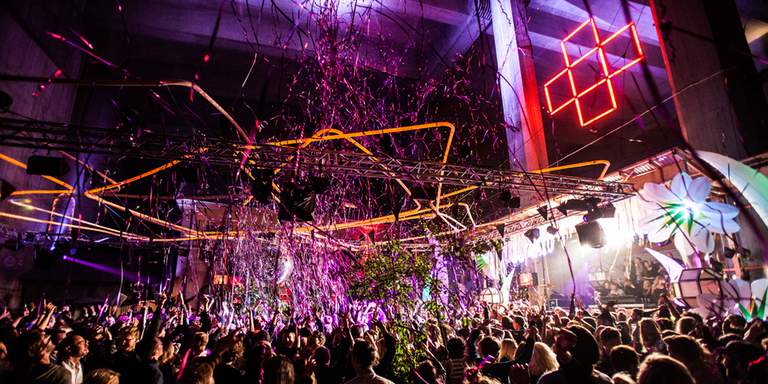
[87,160,181,194]
[543,18,645,127]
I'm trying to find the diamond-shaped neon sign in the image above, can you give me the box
[544,18,645,127]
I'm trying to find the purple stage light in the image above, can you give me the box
[62,254,142,282]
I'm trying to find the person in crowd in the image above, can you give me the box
[638,318,665,355]
[83,368,119,384]
[538,325,612,384]
[58,333,89,384]
[527,341,558,383]
[11,329,70,384]
[345,339,393,384]
[664,334,724,384]
[0,278,766,384]
[497,338,518,362]
[608,345,639,379]
[443,337,467,384]
[636,353,694,384]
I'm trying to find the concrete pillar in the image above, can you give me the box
[650,0,768,159]
[490,0,548,171]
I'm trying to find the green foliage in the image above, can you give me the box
[349,241,434,307]
[390,320,429,383]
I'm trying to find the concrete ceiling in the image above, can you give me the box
[68,0,759,169]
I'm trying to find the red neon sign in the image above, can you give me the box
[544,18,644,127]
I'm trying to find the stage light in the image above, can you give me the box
[278,182,316,222]
[575,221,606,248]
[310,176,332,194]
[0,89,12,112]
[524,228,540,243]
[499,190,521,209]
[583,204,615,222]
[26,156,70,177]
[560,197,600,213]
[536,206,549,220]
[723,247,736,259]
[0,179,16,200]
[546,225,558,235]
[250,168,275,204]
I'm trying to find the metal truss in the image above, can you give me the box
[0,117,632,200]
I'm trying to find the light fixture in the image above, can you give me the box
[250,168,275,204]
[278,182,316,222]
[500,190,520,209]
[583,203,616,222]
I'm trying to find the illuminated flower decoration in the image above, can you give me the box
[638,172,740,255]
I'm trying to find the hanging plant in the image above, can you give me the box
[349,240,435,308]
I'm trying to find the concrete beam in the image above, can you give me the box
[87,0,424,78]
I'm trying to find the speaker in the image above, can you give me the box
[575,221,606,248]
[26,156,70,177]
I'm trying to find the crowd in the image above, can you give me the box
[0,290,766,384]
[592,260,672,303]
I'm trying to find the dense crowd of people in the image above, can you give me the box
[0,290,766,384]
[592,260,672,303]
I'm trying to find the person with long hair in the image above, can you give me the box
[497,339,517,363]
[638,319,665,354]
[527,342,558,384]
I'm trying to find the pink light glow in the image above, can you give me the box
[543,18,645,127]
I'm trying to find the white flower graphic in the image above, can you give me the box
[638,172,740,255]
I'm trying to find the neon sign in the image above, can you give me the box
[544,18,644,127]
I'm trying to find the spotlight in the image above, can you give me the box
[499,190,520,209]
[0,89,12,112]
[575,221,606,248]
[0,179,16,200]
[250,169,275,204]
[536,206,549,220]
[558,197,600,213]
[546,225,558,235]
[278,182,316,222]
[26,156,70,177]
[310,176,331,194]
[723,247,736,259]
[524,228,540,243]
[582,204,616,222]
